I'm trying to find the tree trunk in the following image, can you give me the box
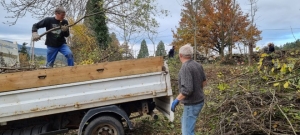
[228,0,236,59]
[194,27,197,60]
[248,43,253,65]
[228,44,232,58]
[219,47,224,58]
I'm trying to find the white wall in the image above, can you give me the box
[0,40,20,67]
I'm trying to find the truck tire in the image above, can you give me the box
[84,116,124,135]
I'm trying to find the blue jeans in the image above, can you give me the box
[46,44,74,67]
[182,101,204,135]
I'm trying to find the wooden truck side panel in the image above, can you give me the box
[0,57,163,92]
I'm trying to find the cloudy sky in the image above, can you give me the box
[0,0,300,55]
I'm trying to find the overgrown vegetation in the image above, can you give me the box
[200,51,300,134]
[122,49,300,135]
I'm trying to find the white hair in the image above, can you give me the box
[179,44,194,57]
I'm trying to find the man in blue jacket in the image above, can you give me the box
[32,6,74,68]
[171,44,207,135]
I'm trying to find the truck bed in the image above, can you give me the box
[0,57,163,92]
[0,58,173,124]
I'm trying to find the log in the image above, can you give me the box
[0,57,163,92]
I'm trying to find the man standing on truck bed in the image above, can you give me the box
[171,44,207,135]
[32,6,74,68]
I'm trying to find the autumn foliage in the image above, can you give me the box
[172,0,262,57]
[69,19,123,65]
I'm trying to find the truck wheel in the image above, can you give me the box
[84,116,124,135]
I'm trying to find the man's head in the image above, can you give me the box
[268,43,274,47]
[54,6,66,21]
[179,44,193,63]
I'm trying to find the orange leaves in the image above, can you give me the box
[172,0,262,56]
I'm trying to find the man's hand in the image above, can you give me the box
[32,32,40,41]
[61,24,69,32]
[171,99,180,112]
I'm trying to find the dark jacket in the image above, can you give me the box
[32,17,69,48]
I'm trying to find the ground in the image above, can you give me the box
[65,53,300,134]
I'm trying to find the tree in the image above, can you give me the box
[247,0,259,65]
[69,18,100,64]
[0,0,126,25]
[1,0,168,59]
[19,42,28,55]
[120,42,134,60]
[137,40,149,58]
[155,41,166,56]
[110,0,168,55]
[107,32,123,61]
[172,0,262,58]
[281,39,300,50]
[172,0,212,56]
[182,0,201,60]
[85,0,110,48]
[19,42,30,67]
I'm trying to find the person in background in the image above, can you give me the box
[268,43,275,53]
[171,44,207,135]
[168,46,175,58]
[32,6,74,68]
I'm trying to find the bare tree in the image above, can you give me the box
[108,0,167,56]
[248,0,258,65]
[183,0,202,60]
[0,0,92,25]
[1,0,168,58]
[0,0,157,26]
[228,0,236,58]
[147,31,158,56]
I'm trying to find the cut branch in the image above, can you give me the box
[36,1,127,39]
[266,75,300,84]
[38,11,105,38]
[276,104,297,135]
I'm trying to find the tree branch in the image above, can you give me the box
[38,1,126,39]
[276,104,297,135]
[266,75,300,85]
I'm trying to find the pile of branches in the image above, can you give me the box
[215,84,300,135]
[202,54,300,135]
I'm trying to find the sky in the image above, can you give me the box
[0,0,300,56]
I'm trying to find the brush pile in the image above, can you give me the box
[202,51,300,135]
